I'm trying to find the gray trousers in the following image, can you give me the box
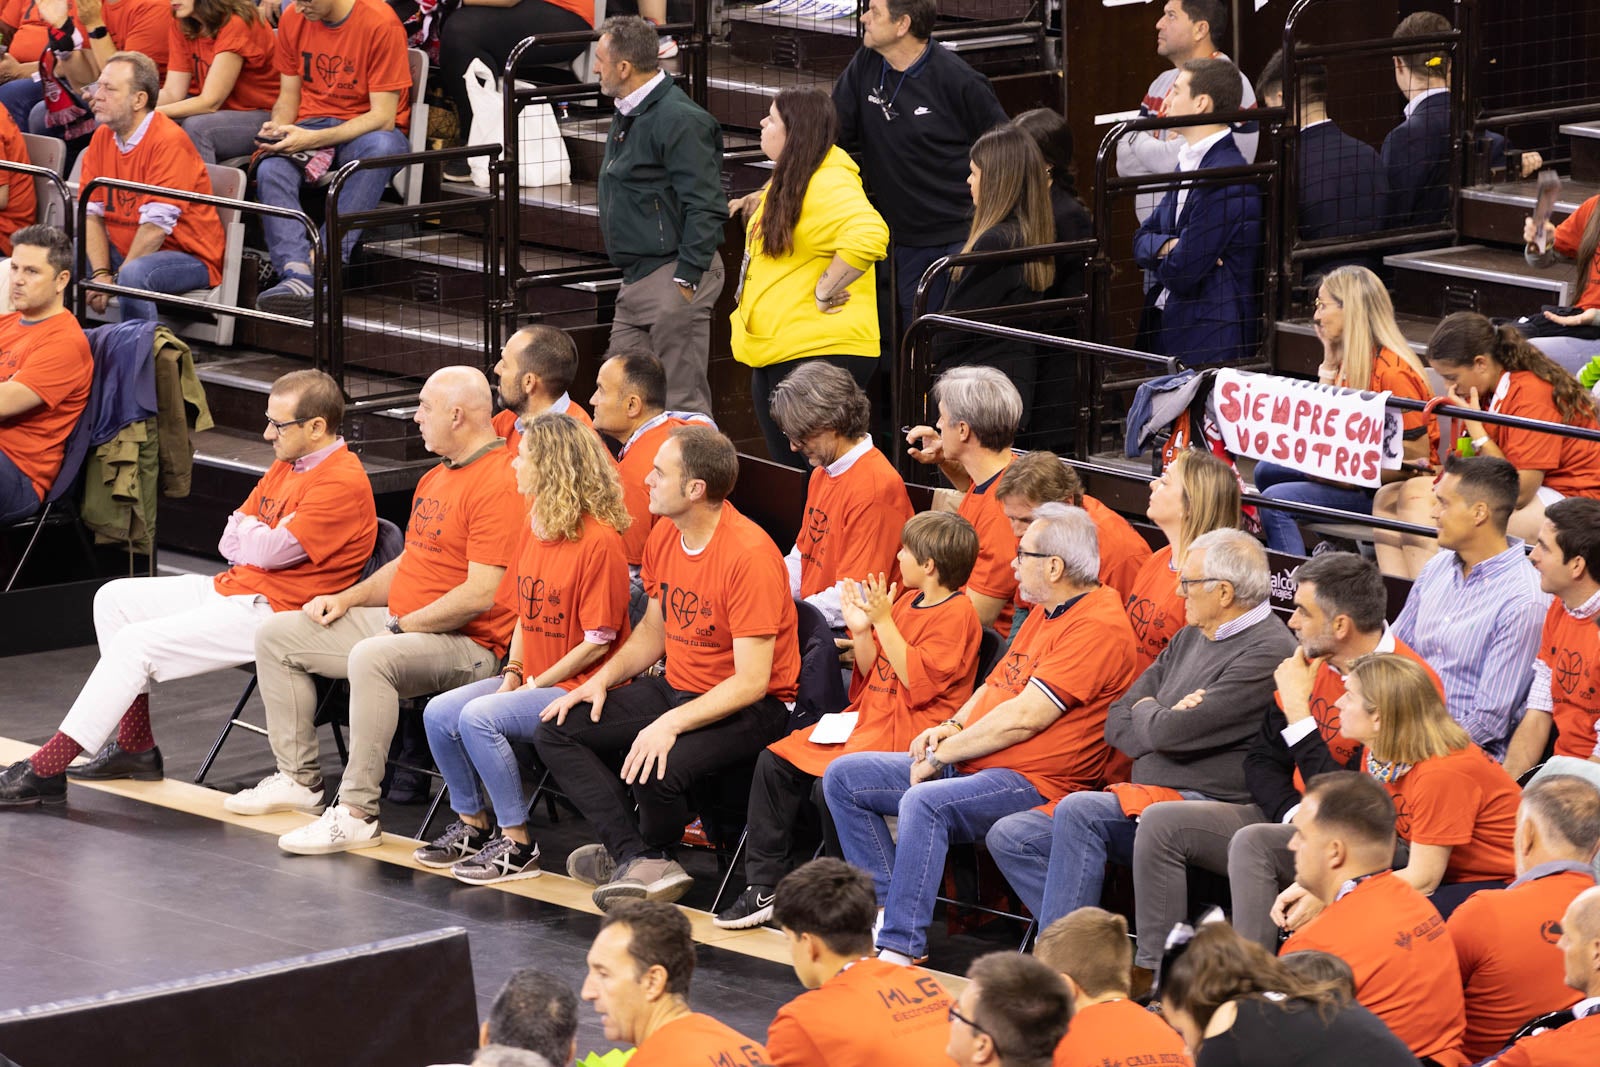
[1227,820,1297,950]
[254,606,499,813]
[609,260,726,417]
[1132,800,1265,968]
[175,109,273,165]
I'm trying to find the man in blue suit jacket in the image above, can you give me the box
[1134,57,1262,366]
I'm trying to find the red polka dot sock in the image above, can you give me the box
[29,733,83,778]
[115,693,155,754]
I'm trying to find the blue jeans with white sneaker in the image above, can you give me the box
[422,676,565,830]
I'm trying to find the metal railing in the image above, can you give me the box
[0,161,73,235]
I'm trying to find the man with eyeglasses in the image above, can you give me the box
[946,952,1072,1067]
[0,369,377,807]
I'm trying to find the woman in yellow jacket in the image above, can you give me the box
[731,87,889,467]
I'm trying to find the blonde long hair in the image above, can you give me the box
[517,414,632,542]
[1348,652,1470,765]
[1317,266,1427,389]
[957,125,1055,293]
[1170,449,1241,563]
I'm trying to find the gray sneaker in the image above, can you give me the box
[413,819,494,869]
[565,842,617,887]
[593,856,693,911]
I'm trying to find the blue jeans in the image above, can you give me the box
[422,676,564,829]
[0,78,42,131]
[255,117,410,272]
[0,447,41,523]
[1253,460,1375,555]
[107,246,212,324]
[822,752,1044,959]
[987,787,1208,929]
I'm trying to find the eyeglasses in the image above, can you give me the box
[1015,550,1057,562]
[1313,298,1343,312]
[265,415,312,432]
[1176,576,1224,593]
[947,1003,987,1036]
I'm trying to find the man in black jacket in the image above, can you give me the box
[595,16,726,417]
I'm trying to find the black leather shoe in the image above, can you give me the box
[65,742,164,782]
[0,759,67,806]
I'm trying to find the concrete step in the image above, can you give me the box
[1274,312,1441,378]
[1564,121,1600,184]
[361,232,614,324]
[705,48,835,130]
[1459,176,1597,244]
[1384,244,1574,321]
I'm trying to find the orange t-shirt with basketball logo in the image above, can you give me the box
[1082,494,1152,600]
[167,13,279,113]
[212,443,377,611]
[615,415,706,566]
[0,310,91,499]
[389,446,524,657]
[631,1013,767,1067]
[1385,744,1518,884]
[766,959,954,1067]
[642,501,799,701]
[275,0,412,130]
[0,108,36,256]
[963,584,1138,802]
[1124,545,1184,672]
[493,398,596,455]
[1488,371,1600,499]
[796,445,913,598]
[1054,996,1191,1067]
[1536,598,1600,758]
[958,462,1019,638]
[768,589,980,777]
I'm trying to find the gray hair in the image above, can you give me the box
[107,51,161,111]
[599,15,661,74]
[472,1047,558,1067]
[1187,528,1270,607]
[769,361,872,441]
[932,366,1022,452]
[1029,502,1099,586]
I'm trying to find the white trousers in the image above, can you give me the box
[57,574,275,751]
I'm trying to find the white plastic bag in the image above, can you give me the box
[464,57,570,189]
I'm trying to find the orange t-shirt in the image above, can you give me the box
[1487,371,1600,499]
[765,959,954,1067]
[958,462,1019,637]
[1448,868,1593,1060]
[1553,194,1600,310]
[390,447,524,657]
[79,112,225,287]
[631,1013,767,1067]
[796,445,913,598]
[1124,545,1184,672]
[963,584,1138,802]
[1386,744,1519,884]
[768,589,980,777]
[0,0,75,63]
[1281,871,1466,1064]
[167,13,279,113]
[642,501,799,701]
[103,0,172,70]
[275,0,412,130]
[1490,1012,1600,1067]
[492,398,596,455]
[615,415,706,566]
[212,444,377,611]
[0,107,36,256]
[495,512,630,691]
[541,0,595,24]
[1054,996,1191,1067]
[1082,494,1152,601]
[1369,346,1440,468]
[1537,597,1600,759]
[0,310,91,499]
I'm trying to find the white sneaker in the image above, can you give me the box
[657,35,679,59]
[277,804,382,855]
[223,772,325,815]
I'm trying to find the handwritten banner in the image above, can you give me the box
[1209,369,1404,489]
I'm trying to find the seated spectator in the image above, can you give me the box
[729,87,888,468]
[1277,771,1467,1064]
[714,512,980,930]
[904,366,1023,636]
[586,349,712,617]
[1449,775,1600,1060]
[824,504,1137,965]
[432,968,579,1067]
[534,427,799,910]
[1506,499,1600,778]
[0,0,170,137]
[0,369,373,806]
[1032,907,1189,1067]
[80,50,224,323]
[1391,455,1547,759]
[769,363,912,630]
[1160,921,1417,1065]
[764,858,957,1066]
[156,0,278,163]
[1133,57,1262,366]
[0,224,90,525]
[415,414,631,886]
[227,367,523,852]
[933,125,1056,416]
[1331,653,1519,914]
[1520,191,1600,367]
[1125,447,1241,672]
[490,325,594,453]
[1486,885,1600,1066]
[1228,551,1441,950]
[582,901,767,1067]
[0,106,35,255]
[254,0,412,316]
[1253,265,1436,556]
[995,450,1153,601]
[947,953,1073,1067]
[1012,108,1092,305]
[1379,315,1600,575]
[987,529,1294,948]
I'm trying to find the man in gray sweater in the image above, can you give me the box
[987,527,1294,944]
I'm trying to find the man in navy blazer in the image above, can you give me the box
[1134,57,1262,366]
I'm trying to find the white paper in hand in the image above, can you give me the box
[808,712,859,745]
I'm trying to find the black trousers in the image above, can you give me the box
[743,748,840,888]
[748,354,877,470]
[438,1,591,128]
[532,674,789,864]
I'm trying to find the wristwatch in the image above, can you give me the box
[384,613,404,634]
[87,25,109,39]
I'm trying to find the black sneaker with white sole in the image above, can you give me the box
[452,835,542,885]
[713,884,777,930]
[413,819,494,868]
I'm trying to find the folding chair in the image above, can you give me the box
[20,132,69,232]
[4,390,96,591]
[391,49,431,207]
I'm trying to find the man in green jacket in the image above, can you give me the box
[594,15,727,418]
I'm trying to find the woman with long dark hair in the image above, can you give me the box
[1012,107,1090,302]
[156,0,278,163]
[730,86,889,467]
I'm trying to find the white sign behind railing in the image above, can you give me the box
[1209,369,1404,489]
